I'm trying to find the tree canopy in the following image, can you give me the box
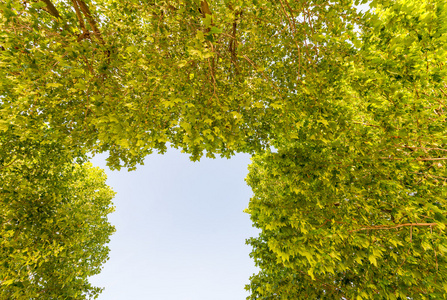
[1,0,447,299]
[0,143,115,299]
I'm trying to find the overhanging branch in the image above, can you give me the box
[40,0,61,19]
[71,0,86,35]
[75,0,104,45]
[200,0,212,18]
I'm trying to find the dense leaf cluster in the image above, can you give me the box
[0,140,115,299]
[1,0,447,298]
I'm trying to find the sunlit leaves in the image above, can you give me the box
[245,0,447,298]
[0,146,115,299]
[2,0,447,298]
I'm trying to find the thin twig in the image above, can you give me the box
[352,121,381,128]
[413,172,447,181]
[0,158,17,170]
[402,146,447,152]
[380,157,447,161]
[351,223,437,232]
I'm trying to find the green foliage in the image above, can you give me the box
[245,0,447,298]
[0,146,115,299]
[0,0,276,169]
[1,0,447,298]
[246,146,447,299]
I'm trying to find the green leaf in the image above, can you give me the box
[209,27,223,34]
[2,279,15,286]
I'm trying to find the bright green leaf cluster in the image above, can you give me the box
[245,0,447,298]
[2,0,447,298]
[0,144,115,299]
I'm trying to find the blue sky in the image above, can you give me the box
[89,149,259,299]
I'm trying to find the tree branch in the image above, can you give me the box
[402,146,447,152]
[380,157,447,161]
[75,0,104,45]
[0,158,17,170]
[351,223,437,232]
[40,0,61,19]
[227,4,240,74]
[414,172,447,181]
[200,0,212,18]
[71,0,86,35]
